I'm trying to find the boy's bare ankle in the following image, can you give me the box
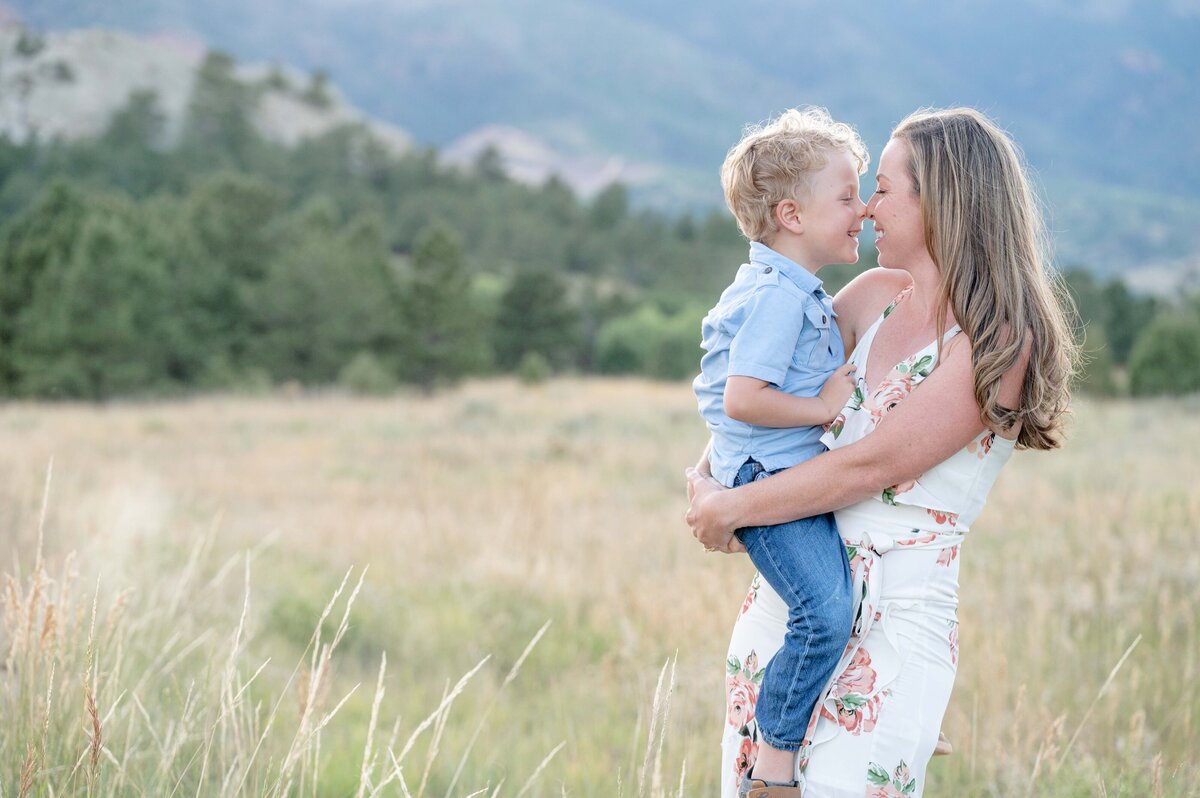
[750,741,796,783]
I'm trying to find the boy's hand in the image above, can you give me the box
[819,363,857,421]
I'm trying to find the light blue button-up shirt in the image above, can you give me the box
[693,242,845,488]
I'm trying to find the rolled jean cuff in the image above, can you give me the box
[756,727,803,753]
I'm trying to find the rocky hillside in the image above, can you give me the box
[0,24,411,152]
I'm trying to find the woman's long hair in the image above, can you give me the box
[893,108,1079,450]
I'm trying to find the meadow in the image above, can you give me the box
[1,379,1197,796]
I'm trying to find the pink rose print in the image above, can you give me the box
[866,375,914,426]
[867,785,906,798]
[734,736,758,780]
[740,575,760,617]
[936,544,959,567]
[828,412,846,438]
[744,650,759,675]
[882,479,916,505]
[948,621,959,665]
[821,648,884,735]
[727,673,758,730]
[966,431,996,460]
[834,692,880,735]
[896,532,938,547]
[838,647,877,695]
[867,760,918,796]
[926,508,959,527]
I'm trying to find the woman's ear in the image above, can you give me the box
[775,199,803,235]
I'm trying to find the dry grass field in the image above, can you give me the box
[1,379,1197,796]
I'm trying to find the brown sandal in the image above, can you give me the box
[738,779,803,798]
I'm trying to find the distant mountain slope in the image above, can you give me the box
[5,0,1200,279]
[0,25,412,152]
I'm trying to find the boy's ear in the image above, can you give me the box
[775,199,803,234]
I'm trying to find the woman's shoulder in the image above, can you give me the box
[833,268,912,331]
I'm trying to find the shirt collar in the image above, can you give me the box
[748,241,825,297]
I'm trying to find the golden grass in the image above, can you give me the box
[0,380,1197,795]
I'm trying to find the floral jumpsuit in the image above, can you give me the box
[721,288,1015,797]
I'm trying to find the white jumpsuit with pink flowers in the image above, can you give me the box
[721,288,1015,797]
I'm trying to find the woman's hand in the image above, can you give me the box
[684,467,746,554]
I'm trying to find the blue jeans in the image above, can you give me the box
[733,458,853,751]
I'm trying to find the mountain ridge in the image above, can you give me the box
[4,0,1200,280]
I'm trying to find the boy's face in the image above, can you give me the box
[791,150,867,268]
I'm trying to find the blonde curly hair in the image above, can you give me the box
[720,107,868,244]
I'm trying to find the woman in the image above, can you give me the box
[686,108,1078,797]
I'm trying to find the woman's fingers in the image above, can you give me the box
[723,533,747,554]
[685,473,744,554]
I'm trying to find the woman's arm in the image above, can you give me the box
[687,333,1030,544]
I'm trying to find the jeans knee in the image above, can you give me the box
[805,597,853,648]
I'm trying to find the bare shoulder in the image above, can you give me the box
[833,268,912,334]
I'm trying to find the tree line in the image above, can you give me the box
[0,51,1195,399]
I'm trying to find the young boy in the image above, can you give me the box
[692,107,868,797]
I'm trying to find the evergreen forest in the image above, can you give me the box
[2,52,1196,401]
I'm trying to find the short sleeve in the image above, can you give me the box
[727,285,807,386]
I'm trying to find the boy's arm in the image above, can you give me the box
[725,365,856,428]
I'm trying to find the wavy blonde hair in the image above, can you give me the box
[892,108,1079,450]
[721,107,868,243]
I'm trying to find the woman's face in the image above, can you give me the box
[867,138,927,268]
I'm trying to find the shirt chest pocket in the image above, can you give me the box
[796,301,837,368]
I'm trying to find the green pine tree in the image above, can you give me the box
[398,225,488,390]
[246,206,401,385]
[1128,310,1200,396]
[180,51,261,170]
[12,201,172,399]
[161,173,283,381]
[493,269,581,370]
[0,181,90,392]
